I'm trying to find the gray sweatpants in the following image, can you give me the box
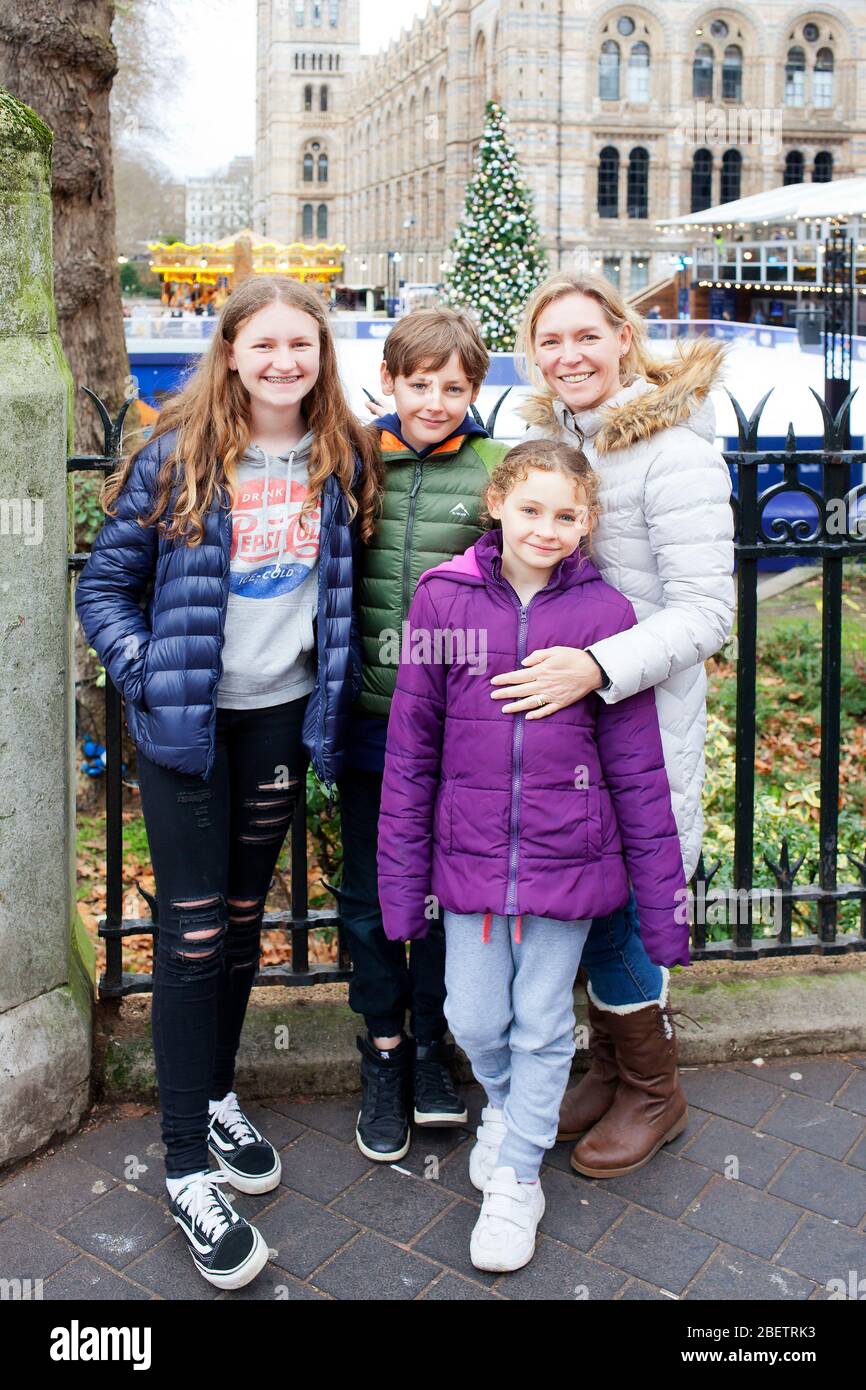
[443,911,591,1182]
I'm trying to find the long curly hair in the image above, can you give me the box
[104,276,381,544]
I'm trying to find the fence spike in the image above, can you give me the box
[785,421,797,452]
[485,386,512,437]
[726,387,772,450]
[81,386,136,460]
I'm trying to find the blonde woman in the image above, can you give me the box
[486,273,734,1179]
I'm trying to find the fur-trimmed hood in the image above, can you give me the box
[520,337,726,456]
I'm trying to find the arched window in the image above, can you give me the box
[312,0,321,24]
[693,44,714,100]
[785,48,805,106]
[597,146,620,218]
[691,148,713,212]
[784,150,805,185]
[814,49,834,108]
[329,0,339,25]
[317,203,328,237]
[813,150,833,183]
[303,152,314,182]
[599,41,620,100]
[720,148,742,203]
[320,84,328,110]
[294,0,304,23]
[304,84,313,111]
[302,204,314,238]
[627,42,650,102]
[627,147,649,218]
[722,45,742,101]
[318,153,328,182]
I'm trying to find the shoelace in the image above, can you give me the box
[668,1006,704,1032]
[369,1062,405,1120]
[210,1091,258,1147]
[175,1172,236,1243]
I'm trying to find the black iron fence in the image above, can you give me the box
[69,386,866,1000]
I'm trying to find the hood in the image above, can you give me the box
[520,337,726,456]
[418,527,602,592]
[373,409,488,460]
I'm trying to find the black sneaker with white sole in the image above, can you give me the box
[208,1091,282,1194]
[169,1172,269,1290]
[413,1039,469,1126]
[355,1033,412,1162]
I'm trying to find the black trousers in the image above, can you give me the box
[337,766,447,1042]
[137,698,308,1177]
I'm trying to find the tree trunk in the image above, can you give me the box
[0,2,129,453]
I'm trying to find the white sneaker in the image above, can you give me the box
[470,1166,546,1273]
[468,1105,508,1191]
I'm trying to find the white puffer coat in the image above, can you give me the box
[523,339,735,880]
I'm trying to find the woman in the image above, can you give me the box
[487,272,734,1178]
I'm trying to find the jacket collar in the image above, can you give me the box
[374,410,488,460]
[524,337,726,456]
[473,527,601,594]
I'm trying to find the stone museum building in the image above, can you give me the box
[253,0,866,299]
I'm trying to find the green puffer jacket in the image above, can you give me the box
[358,414,508,718]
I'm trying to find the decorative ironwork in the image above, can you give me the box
[69,380,866,996]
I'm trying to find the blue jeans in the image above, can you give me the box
[581,889,664,1006]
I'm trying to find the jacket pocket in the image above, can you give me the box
[434,780,453,853]
[130,637,153,713]
[586,785,603,861]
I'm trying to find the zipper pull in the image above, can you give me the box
[409,463,423,498]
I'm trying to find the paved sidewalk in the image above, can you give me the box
[2,1055,866,1301]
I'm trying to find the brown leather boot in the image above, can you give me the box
[557,996,618,1141]
[570,993,688,1178]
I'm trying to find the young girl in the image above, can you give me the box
[376,439,687,1274]
[76,277,378,1290]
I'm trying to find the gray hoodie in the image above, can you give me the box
[216,432,321,709]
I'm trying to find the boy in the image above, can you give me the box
[338,307,508,1161]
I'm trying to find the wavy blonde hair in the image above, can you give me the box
[515,272,677,427]
[104,276,381,544]
[483,438,601,556]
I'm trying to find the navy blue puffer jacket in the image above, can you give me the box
[75,429,362,788]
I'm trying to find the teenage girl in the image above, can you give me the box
[76,277,379,1290]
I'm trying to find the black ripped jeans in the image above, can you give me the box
[137,698,308,1177]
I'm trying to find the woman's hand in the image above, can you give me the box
[490,646,604,718]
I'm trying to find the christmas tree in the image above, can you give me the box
[443,101,548,352]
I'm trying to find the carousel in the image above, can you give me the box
[147,229,346,310]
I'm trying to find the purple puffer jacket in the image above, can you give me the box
[376,528,689,966]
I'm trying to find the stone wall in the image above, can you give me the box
[0,88,92,1169]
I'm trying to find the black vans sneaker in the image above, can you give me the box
[355,1034,412,1162]
[169,1172,269,1290]
[413,1039,469,1126]
[208,1091,281,1194]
